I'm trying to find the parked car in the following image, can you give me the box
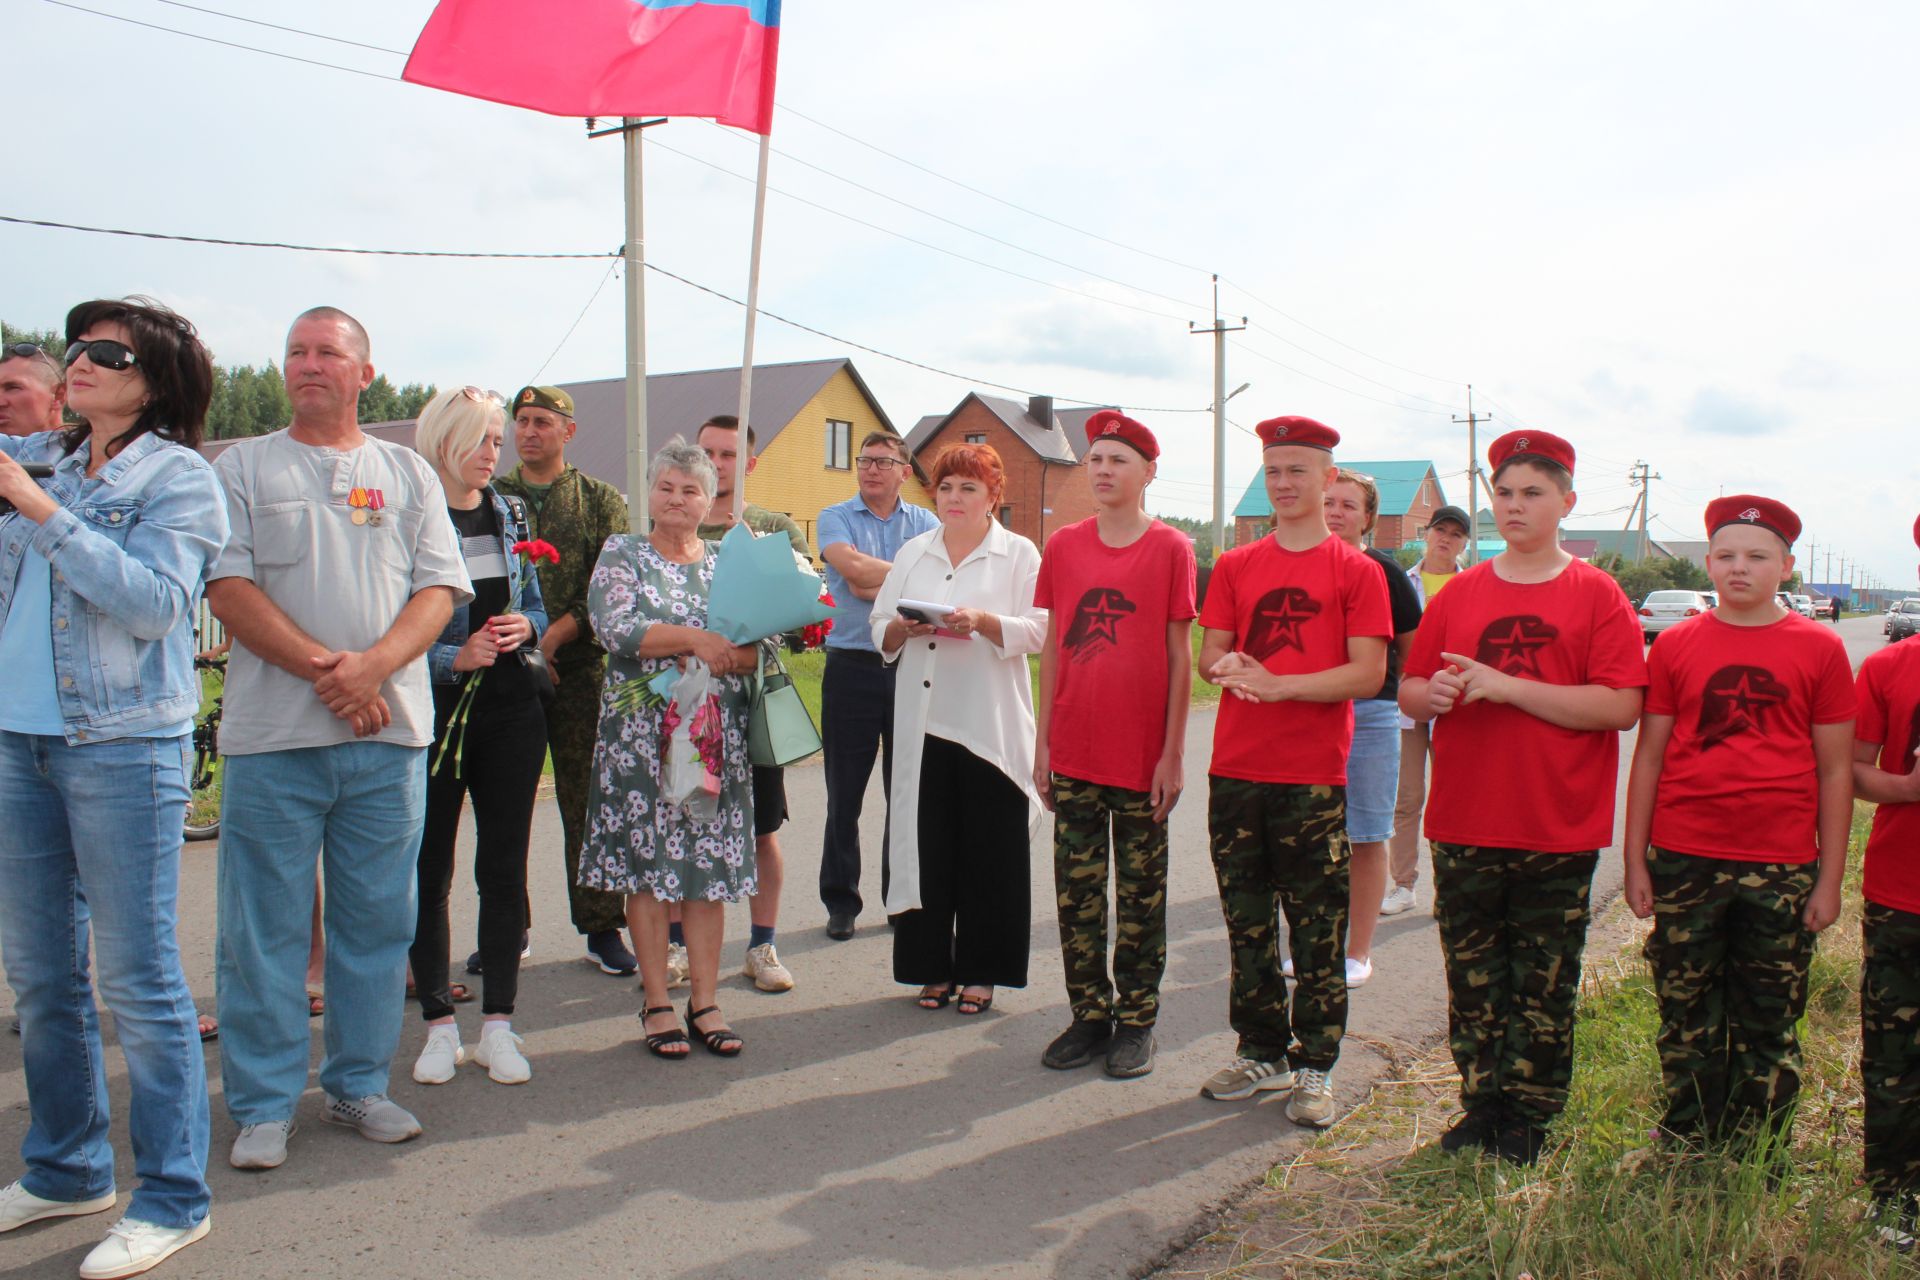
[1638,590,1712,643]
[1889,599,1920,643]
[1789,594,1815,618]
[1887,600,1916,635]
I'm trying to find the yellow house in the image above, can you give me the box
[518,358,927,557]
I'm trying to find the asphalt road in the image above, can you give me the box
[33,626,1865,1278]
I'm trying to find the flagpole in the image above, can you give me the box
[623,117,650,533]
[732,129,772,525]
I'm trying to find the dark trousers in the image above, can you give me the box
[1863,901,1920,1209]
[412,691,545,1019]
[819,649,896,917]
[548,656,626,935]
[892,736,1030,988]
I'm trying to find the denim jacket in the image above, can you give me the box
[0,429,229,744]
[426,486,550,685]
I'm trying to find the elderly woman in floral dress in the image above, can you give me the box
[578,439,767,1059]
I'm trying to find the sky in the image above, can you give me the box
[7,1,1918,590]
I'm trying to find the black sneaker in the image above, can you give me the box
[1491,1116,1549,1166]
[586,930,638,976]
[1040,1019,1112,1070]
[1439,1106,1501,1154]
[1104,1025,1156,1079]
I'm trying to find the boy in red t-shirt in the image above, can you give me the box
[1033,412,1197,1081]
[1399,430,1647,1164]
[1622,496,1853,1152]
[1851,513,1920,1249]
[1196,415,1390,1129]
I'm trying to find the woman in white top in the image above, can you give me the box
[871,443,1048,1015]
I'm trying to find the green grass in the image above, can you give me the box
[1183,804,1908,1280]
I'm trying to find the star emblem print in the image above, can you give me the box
[1514,436,1530,450]
[1739,508,1761,521]
[1062,586,1136,656]
[1474,615,1558,677]
[1245,587,1322,659]
[1697,664,1789,749]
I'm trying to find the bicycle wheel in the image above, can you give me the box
[184,741,221,841]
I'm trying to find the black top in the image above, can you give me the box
[440,498,530,710]
[1365,546,1424,701]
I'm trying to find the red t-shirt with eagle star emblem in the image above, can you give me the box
[1198,533,1391,786]
[1406,557,1648,852]
[1854,641,1920,911]
[1644,612,1855,863]
[1035,517,1198,792]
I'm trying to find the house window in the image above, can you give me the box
[964,432,987,445]
[824,419,851,470]
[998,505,1013,526]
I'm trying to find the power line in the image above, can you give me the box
[1226,339,1453,416]
[143,0,410,55]
[528,258,622,385]
[1245,319,1459,410]
[1221,277,1464,387]
[0,214,614,259]
[42,0,399,81]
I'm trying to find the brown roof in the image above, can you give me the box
[905,393,1114,465]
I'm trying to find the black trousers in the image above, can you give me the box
[411,689,545,1019]
[819,649,895,916]
[892,736,1031,988]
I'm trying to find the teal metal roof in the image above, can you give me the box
[1232,459,1442,519]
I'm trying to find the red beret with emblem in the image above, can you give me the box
[1912,512,1920,551]
[1083,409,1158,460]
[1255,415,1339,451]
[1705,494,1800,546]
[1487,429,1575,479]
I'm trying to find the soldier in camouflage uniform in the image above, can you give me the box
[1030,413,1196,1079]
[493,385,634,976]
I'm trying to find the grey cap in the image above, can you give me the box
[1427,504,1471,534]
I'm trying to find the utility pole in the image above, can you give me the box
[1451,387,1493,564]
[1190,273,1246,558]
[1628,460,1661,561]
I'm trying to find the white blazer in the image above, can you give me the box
[869,520,1049,913]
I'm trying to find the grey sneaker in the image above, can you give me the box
[324,1094,422,1144]
[1285,1067,1337,1128]
[1104,1026,1156,1079]
[1379,885,1417,916]
[1200,1056,1293,1100]
[1040,1019,1112,1070]
[229,1119,295,1170]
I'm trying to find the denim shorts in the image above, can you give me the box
[1345,698,1400,843]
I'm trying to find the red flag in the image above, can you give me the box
[404,0,781,134]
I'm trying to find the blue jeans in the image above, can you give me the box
[215,743,425,1124]
[0,732,210,1229]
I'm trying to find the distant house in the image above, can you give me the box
[1559,529,1678,562]
[905,393,1110,547]
[1229,459,1446,550]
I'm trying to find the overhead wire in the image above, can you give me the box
[144,0,409,55]
[42,0,399,80]
[1227,339,1453,416]
[527,258,622,385]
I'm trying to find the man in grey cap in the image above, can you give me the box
[1382,503,1470,916]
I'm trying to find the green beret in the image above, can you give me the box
[512,385,574,419]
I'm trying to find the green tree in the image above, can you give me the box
[1,321,62,355]
[1593,552,1711,604]
[1153,512,1216,565]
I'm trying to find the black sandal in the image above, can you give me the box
[685,1004,743,1057]
[916,985,954,1010]
[639,1005,689,1059]
[957,989,995,1016]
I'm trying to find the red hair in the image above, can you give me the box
[928,442,1005,506]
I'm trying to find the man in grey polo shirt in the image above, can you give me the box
[206,307,470,1171]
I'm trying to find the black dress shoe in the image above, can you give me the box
[825,913,856,941]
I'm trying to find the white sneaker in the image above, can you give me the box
[474,1022,531,1085]
[1280,956,1295,980]
[666,942,690,989]
[0,1179,115,1232]
[743,942,795,993]
[1379,885,1417,916]
[411,1024,465,1085]
[79,1215,209,1279]
[1346,957,1373,988]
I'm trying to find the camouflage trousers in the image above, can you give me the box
[1207,776,1349,1071]
[1430,843,1598,1126]
[549,658,627,935]
[1051,774,1170,1028]
[1862,902,1920,1205]
[1644,848,1814,1140]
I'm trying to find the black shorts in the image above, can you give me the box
[751,764,787,837]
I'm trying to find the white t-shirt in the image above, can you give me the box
[209,430,472,755]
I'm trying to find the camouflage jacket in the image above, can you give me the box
[698,502,809,560]
[495,463,629,666]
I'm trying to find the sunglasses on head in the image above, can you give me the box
[460,386,506,407]
[65,339,139,372]
[5,342,58,368]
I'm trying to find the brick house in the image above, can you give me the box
[905,393,1109,547]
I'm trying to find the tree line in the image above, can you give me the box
[3,320,435,439]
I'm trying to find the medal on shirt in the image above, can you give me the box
[348,487,386,526]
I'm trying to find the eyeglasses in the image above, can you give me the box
[64,339,139,372]
[5,343,59,370]
[460,386,506,406]
[854,456,905,470]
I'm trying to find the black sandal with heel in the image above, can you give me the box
[640,1005,689,1059]
[686,1004,744,1057]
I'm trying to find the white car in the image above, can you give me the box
[1789,594,1815,618]
[1638,590,1712,643]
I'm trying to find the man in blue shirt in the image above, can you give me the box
[816,430,938,939]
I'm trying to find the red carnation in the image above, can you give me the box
[513,539,561,565]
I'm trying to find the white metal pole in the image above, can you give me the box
[1465,385,1478,565]
[622,118,650,532]
[732,131,772,525]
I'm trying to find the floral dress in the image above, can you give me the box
[577,535,758,902]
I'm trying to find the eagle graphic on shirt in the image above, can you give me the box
[1697,664,1790,750]
[1474,615,1558,678]
[1245,587,1322,659]
[1062,586,1136,659]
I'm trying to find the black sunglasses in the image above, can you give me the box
[4,342,57,368]
[65,339,139,372]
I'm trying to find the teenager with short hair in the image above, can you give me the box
[1399,430,1646,1164]
[1622,496,1852,1151]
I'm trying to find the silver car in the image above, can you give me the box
[1638,589,1712,642]
[1789,594,1815,618]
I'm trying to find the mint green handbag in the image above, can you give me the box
[748,648,822,767]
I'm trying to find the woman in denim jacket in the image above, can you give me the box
[406,388,550,1087]
[0,298,226,1276]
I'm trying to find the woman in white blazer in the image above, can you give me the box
[870,444,1048,1016]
